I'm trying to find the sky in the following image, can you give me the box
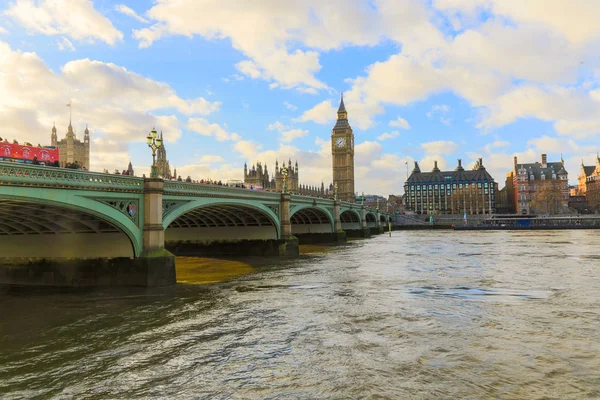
[1,0,600,195]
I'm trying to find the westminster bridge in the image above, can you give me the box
[0,162,393,287]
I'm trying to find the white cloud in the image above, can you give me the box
[284,101,297,111]
[482,140,510,153]
[115,4,149,23]
[0,41,220,173]
[56,37,75,52]
[389,116,410,129]
[133,1,340,91]
[0,26,8,35]
[294,100,336,124]
[267,121,308,143]
[377,131,399,141]
[421,140,459,154]
[6,0,123,45]
[199,155,224,163]
[188,118,241,142]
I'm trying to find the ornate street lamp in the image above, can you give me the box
[361,192,365,205]
[281,166,288,193]
[146,127,162,178]
[334,182,338,201]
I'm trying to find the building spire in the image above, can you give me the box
[337,92,346,115]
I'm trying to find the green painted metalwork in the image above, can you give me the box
[164,181,281,201]
[0,162,395,257]
[162,196,281,238]
[0,186,143,256]
[0,162,144,192]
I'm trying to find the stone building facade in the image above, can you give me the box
[404,158,496,214]
[576,155,600,212]
[512,154,569,215]
[244,160,299,191]
[51,121,90,169]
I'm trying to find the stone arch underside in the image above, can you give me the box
[290,207,333,234]
[380,214,386,223]
[340,209,361,230]
[165,204,278,243]
[0,199,135,259]
[366,212,377,228]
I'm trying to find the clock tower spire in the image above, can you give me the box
[331,93,355,202]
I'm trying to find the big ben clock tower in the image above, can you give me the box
[331,94,355,202]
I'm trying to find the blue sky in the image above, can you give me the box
[1,0,599,194]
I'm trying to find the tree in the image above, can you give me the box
[530,181,563,215]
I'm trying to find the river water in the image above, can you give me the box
[1,230,599,399]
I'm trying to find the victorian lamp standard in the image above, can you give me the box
[146,127,162,178]
[281,166,288,194]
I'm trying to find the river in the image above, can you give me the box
[1,230,599,399]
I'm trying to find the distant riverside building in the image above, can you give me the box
[51,121,90,169]
[404,158,496,214]
[576,155,600,212]
[0,139,59,165]
[510,154,569,215]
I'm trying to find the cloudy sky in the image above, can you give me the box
[1,0,599,195]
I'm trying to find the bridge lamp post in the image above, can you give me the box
[281,166,288,194]
[146,127,162,178]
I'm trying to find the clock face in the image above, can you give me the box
[336,137,346,147]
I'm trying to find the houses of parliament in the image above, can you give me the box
[244,94,356,201]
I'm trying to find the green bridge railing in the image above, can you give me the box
[0,161,144,192]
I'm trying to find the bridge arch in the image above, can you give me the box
[379,214,387,223]
[340,209,361,230]
[163,199,281,242]
[0,189,142,258]
[366,212,377,228]
[290,205,334,234]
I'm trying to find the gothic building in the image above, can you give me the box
[51,121,90,169]
[512,154,569,214]
[331,94,355,202]
[404,158,496,214]
[273,160,298,192]
[155,132,172,179]
[244,160,299,191]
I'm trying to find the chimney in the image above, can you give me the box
[458,159,462,168]
[541,154,547,166]
[513,156,517,172]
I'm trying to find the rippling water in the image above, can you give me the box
[1,231,600,399]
